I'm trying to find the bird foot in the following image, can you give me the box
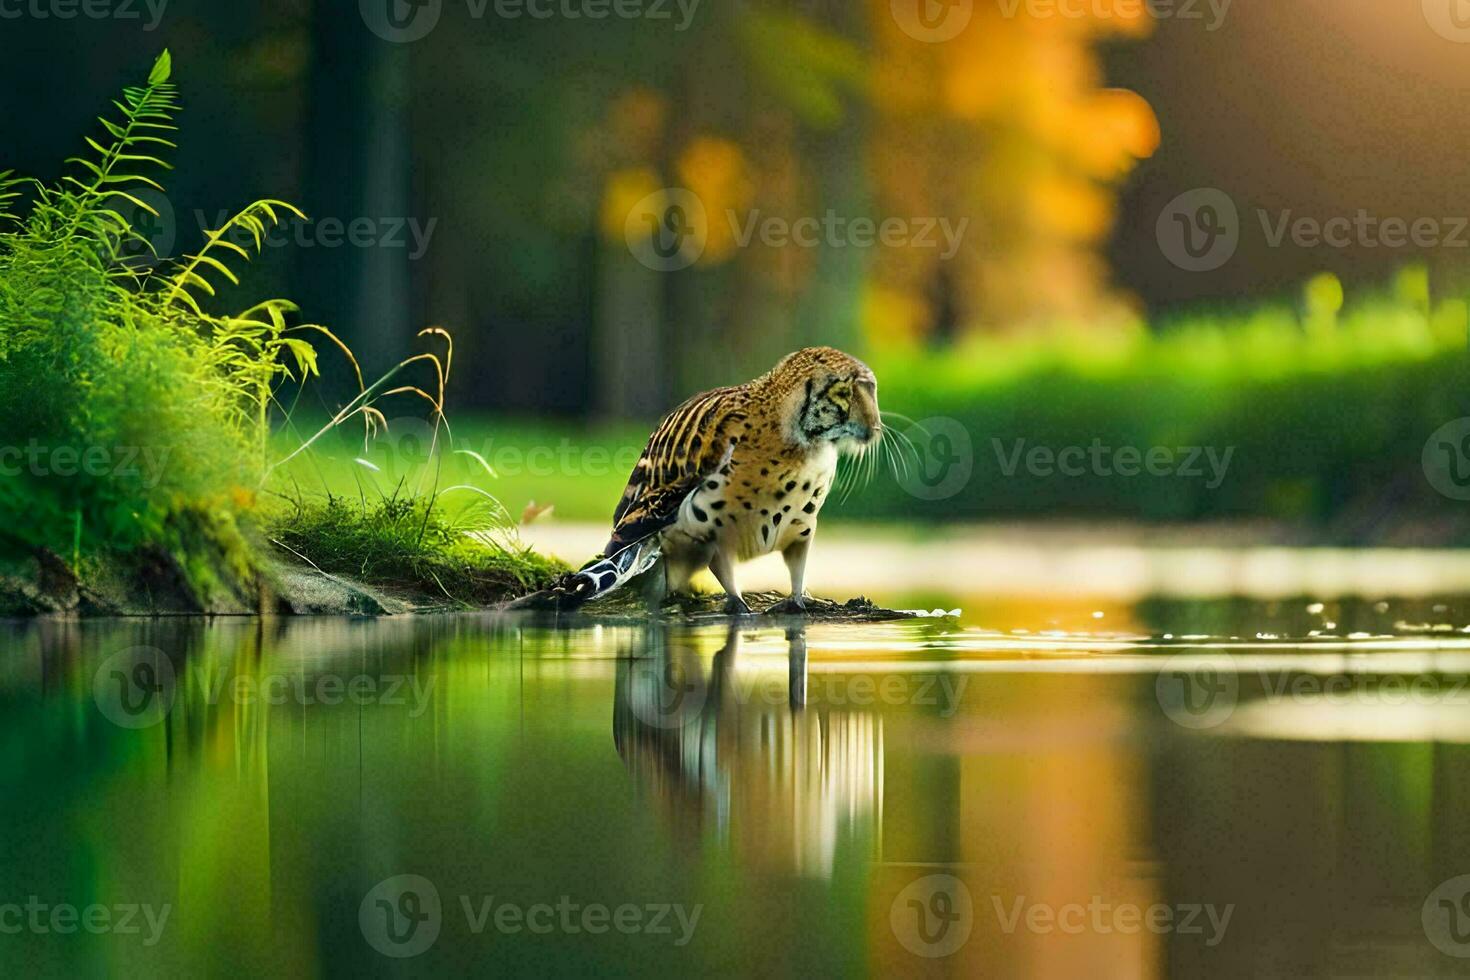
[723,594,752,616]
[764,595,808,616]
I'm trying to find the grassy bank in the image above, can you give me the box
[0,52,561,612]
[305,275,1469,538]
[855,278,1469,526]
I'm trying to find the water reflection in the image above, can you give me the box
[4,610,1470,974]
[613,624,882,879]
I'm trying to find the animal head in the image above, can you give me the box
[764,347,881,452]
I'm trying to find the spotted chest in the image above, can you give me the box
[662,444,837,562]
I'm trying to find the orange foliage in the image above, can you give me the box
[675,137,755,265]
[594,2,1158,351]
[865,0,1158,342]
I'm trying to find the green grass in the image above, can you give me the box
[269,418,646,525]
[267,271,1470,534]
[268,494,566,604]
[0,51,558,608]
[855,272,1469,525]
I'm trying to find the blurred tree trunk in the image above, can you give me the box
[593,78,685,422]
[793,0,867,360]
[299,12,413,380]
[594,249,670,422]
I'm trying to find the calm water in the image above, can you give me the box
[6,597,1470,977]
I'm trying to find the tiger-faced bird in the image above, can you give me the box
[556,347,883,613]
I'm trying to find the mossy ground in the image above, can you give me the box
[266,495,566,608]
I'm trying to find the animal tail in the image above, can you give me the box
[504,535,662,611]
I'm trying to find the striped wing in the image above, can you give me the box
[604,385,748,555]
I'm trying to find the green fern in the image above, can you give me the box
[0,49,328,593]
[0,49,529,608]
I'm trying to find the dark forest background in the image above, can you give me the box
[5,0,1469,420]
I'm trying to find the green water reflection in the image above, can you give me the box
[3,607,1470,977]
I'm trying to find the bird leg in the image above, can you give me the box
[766,537,810,615]
[708,549,750,615]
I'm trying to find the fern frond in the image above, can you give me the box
[74,51,177,209]
[0,169,31,225]
[163,199,305,309]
